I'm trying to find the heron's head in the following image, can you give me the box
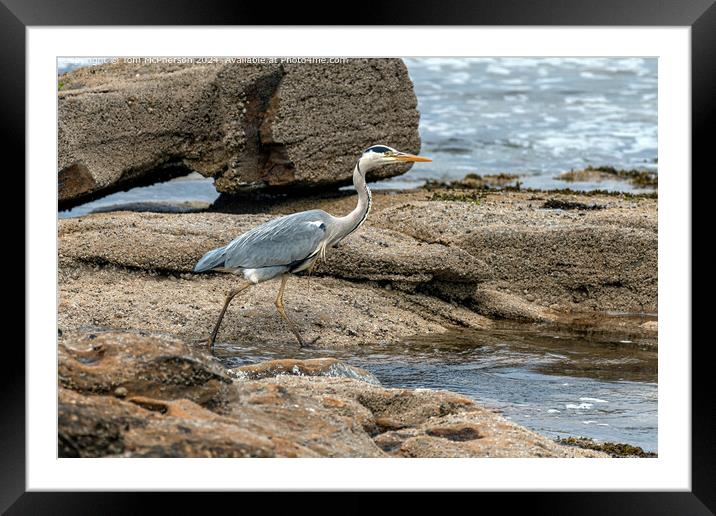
[358,145,432,173]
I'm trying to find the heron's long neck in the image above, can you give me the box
[332,162,372,244]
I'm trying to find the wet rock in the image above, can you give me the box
[90,200,212,215]
[471,288,559,322]
[556,165,657,189]
[58,59,420,208]
[229,358,381,385]
[556,436,657,458]
[58,333,607,458]
[59,332,237,412]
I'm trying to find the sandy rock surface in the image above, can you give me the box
[373,194,657,315]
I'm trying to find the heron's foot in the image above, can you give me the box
[298,335,321,349]
[186,336,216,355]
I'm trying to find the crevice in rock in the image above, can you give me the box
[65,254,491,325]
[209,187,357,214]
[59,161,196,212]
[425,425,483,442]
[212,68,289,193]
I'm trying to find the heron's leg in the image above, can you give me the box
[208,281,252,351]
[275,274,319,348]
[305,259,318,289]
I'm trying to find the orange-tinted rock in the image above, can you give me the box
[58,332,607,458]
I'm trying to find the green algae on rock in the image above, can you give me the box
[557,165,658,189]
[557,436,657,458]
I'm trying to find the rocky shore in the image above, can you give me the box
[59,188,657,341]
[58,187,656,457]
[59,331,607,458]
[57,60,657,458]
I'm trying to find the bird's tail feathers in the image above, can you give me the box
[193,246,227,273]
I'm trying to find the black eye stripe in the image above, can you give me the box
[365,145,392,154]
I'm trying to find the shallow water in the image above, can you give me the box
[215,320,658,453]
[60,172,218,219]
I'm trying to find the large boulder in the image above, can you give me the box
[58,59,420,208]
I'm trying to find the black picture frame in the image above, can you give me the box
[5,0,709,512]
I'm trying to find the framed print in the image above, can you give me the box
[6,0,710,511]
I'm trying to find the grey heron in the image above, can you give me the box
[193,145,431,350]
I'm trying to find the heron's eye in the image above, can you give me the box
[366,145,391,154]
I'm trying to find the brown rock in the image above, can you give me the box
[57,264,488,350]
[59,332,237,412]
[58,333,607,458]
[57,210,492,348]
[230,357,380,385]
[58,59,420,208]
[375,194,657,314]
[58,211,488,285]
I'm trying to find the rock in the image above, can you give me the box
[58,388,291,458]
[228,61,421,192]
[58,264,489,350]
[59,332,237,412]
[470,288,559,322]
[58,332,606,458]
[58,211,489,285]
[58,189,657,345]
[321,226,489,284]
[57,210,492,348]
[375,194,657,314]
[113,386,128,398]
[229,358,381,385]
[640,320,658,332]
[58,59,420,208]
[90,200,212,215]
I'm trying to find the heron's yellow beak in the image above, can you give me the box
[393,153,432,162]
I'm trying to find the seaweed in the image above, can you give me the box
[542,199,605,211]
[558,165,658,189]
[557,436,657,458]
[425,172,521,191]
[429,189,485,204]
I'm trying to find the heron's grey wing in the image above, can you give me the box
[193,245,227,272]
[223,211,329,269]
